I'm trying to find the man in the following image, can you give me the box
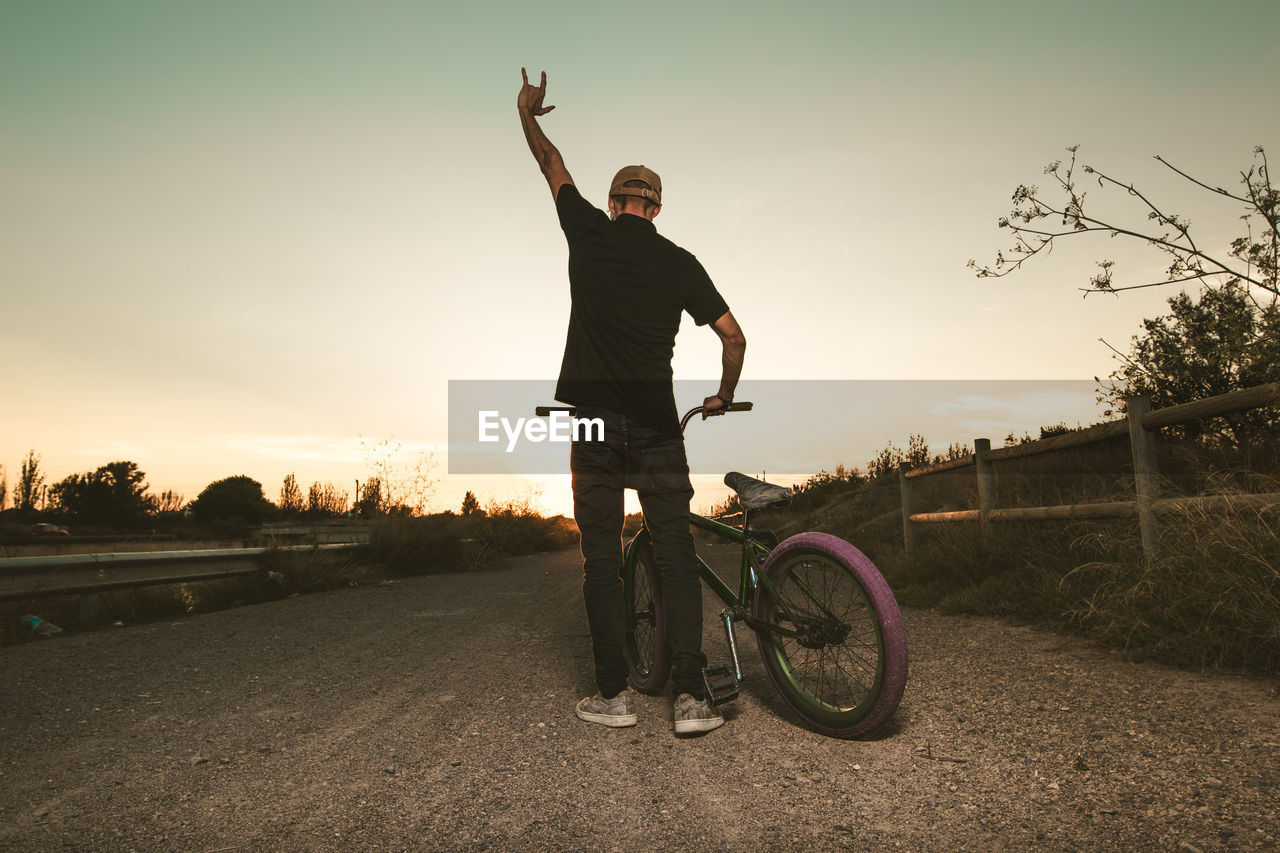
[517,68,746,736]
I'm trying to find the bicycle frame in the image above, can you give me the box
[623,506,796,635]
[623,514,747,609]
[617,400,831,642]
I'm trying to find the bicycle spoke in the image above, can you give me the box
[784,642,870,709]
[766,555,885,712]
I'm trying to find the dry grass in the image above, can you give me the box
[1060,478,1280,671]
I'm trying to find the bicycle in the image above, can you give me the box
[537,401,908,739]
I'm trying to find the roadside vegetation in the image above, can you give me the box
[364,495,577,576]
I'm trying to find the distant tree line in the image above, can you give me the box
[0,455,371,534]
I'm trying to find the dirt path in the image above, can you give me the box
[1,542,1276,851]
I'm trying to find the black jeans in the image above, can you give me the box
[570,406,706,699]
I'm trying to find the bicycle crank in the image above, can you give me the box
[701,608,745,706]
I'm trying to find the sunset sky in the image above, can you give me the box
[3,0,1277,517]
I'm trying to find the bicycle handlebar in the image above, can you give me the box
[679,401,752,432]
[533,402,753,431]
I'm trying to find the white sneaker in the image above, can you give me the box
[575,690,638,727]
[673,693,724,735]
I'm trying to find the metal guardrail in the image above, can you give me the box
[897,382,1280,564]
[0,543,361,602]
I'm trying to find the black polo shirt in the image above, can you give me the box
[553,183,730,435]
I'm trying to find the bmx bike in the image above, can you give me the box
[539,401,907,738]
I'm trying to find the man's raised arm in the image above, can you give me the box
[703,310,746,416]
[518,68,574,199]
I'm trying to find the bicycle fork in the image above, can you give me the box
[701,608,745,706]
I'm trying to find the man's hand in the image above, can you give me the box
[702,394,730,418]
[518,68,555,116]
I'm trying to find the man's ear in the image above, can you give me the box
[607,196,618,219]
[649,204,661,221]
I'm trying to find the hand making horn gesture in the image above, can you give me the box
[518,67,556,116]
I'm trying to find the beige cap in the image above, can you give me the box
[609,165,662,205]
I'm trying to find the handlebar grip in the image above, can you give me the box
[679,400,754,432]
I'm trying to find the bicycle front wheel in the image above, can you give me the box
[753,532,907,738]
[623,541,670,694]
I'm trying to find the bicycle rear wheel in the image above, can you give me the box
[753,532,907,738]
[623,541,670,694]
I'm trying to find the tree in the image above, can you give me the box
[49,461,155,528]
[971,146,1277,300]
[402,451,438,515]
[1100,284,1279,446]
[356,477,385,517]
[155,490,186,514]
[279,473,304,515]
[306,482,349,517]
[360,437,438,516]
[189,476,275,526]
[17,450,44,513]
[98,460,155,525]
[0,464,7,512]
[460,490,482,516]
[868,436,930,480]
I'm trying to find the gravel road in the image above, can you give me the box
[1,542,1276,851]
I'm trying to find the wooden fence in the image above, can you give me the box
[898,382,1280,564]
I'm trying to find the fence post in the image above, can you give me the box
[1125,395,1161,560]
[898,462,916,567]
[974,438,994,525]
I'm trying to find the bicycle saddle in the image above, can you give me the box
[723,471,793,510]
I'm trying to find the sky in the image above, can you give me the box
[3,0,1278,517]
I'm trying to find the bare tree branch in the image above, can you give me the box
[1155,155,1253,204]
[972,147,1278,298]
[1079,274,1217,297]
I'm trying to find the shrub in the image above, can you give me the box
[190,476,275,529]
[365,508,576,576]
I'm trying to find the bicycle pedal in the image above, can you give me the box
[701,665,740,706]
